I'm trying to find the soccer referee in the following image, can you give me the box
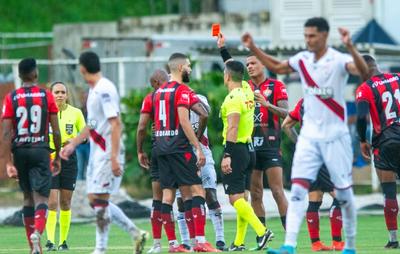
[220,60,272,251]
[46,82,86,251]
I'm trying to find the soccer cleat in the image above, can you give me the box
[311,241,332,251]
[331,241,345,251]
[266,245,295,254]
[168,244,191,253]
[228,243,245,251]
[384,241,399,249]
[45,240,57,251]
[341,249,356,254]
[216,240,227,251]
[193,241,221,252]
[30,231,42,254]
[255,228,274,250]
[147,244,162,253]
[58,241,69,251]
[134,230,149,254]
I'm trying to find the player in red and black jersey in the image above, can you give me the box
[136,69,169,253]
[282,99,344,251]
[0,58,61,254]
[217,34,288,230]
[356,55,400,249]
[152,53,219,252]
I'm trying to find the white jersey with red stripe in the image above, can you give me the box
[86,77,125,162]
[190,94,214,164]
[288,47,352,141]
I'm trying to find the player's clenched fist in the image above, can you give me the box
[241,32,255,49]
[196,149,206,169]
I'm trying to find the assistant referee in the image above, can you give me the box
[45,82,86,251]
[220,60,272,251]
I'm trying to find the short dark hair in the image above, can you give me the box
[304,17,330,32]
[50,81,66,91]
[362,54,376,65]
[168,53,188,62]
[19,58,37,76]
[225,60,244,82]
[79,51,100,73]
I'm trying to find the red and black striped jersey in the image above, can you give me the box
[1,85,58,149]
[152,81,199,155]
[141,91,156,146]
[356,73,400,140]
[249,78,288,150]
[289,98,304,125]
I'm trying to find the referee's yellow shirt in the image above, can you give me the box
[49,104,86,149]
[220,81,255,145]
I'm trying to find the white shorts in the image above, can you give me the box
[176,160,217,198]
[291,134,353,189]
[86,158,123,194]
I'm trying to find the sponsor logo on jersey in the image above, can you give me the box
[263,89,272,97]
[155,129,179,137]
[88,119,97,129]
[65,124,74,135]
[253,136,264,147]
[305,87,333,99]
[372,76,399,88]
[13,92,45,100]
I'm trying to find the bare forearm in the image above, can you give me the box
[226,126,238,143]
[111,123,121,159]
[347,44,369,81]
[196,115,207,139]
[71,127,90,147]
[267,104,288,119]
[136,129,146,153]
[181,121,201,150]
[53,131,62,155]
[249,45,288,74]
[0,129,12,162]
[284,127,298,143]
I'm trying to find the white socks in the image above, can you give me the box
[109,202,140,238]
[94,205,111,250]
[336,188,357,250]
[209,208,225,242]
[177,212,191,246]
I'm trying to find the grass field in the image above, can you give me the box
[0,215,396,254]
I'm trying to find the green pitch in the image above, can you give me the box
[0,215,396,254]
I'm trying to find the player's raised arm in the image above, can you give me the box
[242,32,293,75]
[339,27,369,81]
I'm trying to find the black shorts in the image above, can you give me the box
[157,151,202,189]
[373,125,400,173]
[309,165,334,193]
[13,147,52,197]
[254,149,282,171]
[150,148,160,182]
[222,143,250,195]
[244,146,256,191]
[51,152,77,190]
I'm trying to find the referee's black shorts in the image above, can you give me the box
[13,147,52,197]
[222,143,250,195]
[51,152,78,190]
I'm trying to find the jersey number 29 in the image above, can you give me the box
[16,105,42,135]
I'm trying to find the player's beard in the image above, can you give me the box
[182,70,190,83]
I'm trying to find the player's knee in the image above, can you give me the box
[91,199,110,230]
[60,198,71,210]
[335,188,354,208]
[250,188,263,201]
[270,185,285,199]
[290,182,309,202]
[381,182,397,200]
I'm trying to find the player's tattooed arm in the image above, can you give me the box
[0,119,18,179]
[281,115,298,143]
[242,32,293,74]
[136,113,151,169]
[191,102,209,140]
[255,93,289,118]
[339,27,369,81]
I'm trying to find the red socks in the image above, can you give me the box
[34,204,48,234]
[23,206,35,248]
[192,196,206,237]
[151,200,163,239]
[161,203,176,241]
[384,199,399,231]
[184,200,195,239]
[306,201,321,242]
[330,199,343,241]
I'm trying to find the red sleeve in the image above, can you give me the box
[289,99,303,122]
[274,80,288,102]
[140,93,153,114]
[1,93,14,119]
[189,90,200,107]
[46,90,59,114]
[355,83,373,104]
[176,86,192,108]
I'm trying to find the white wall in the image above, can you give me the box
[374,0,400,43]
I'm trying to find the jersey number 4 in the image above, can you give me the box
[159,100,167,127]
[16,105,42,135]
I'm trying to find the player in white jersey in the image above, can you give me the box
[242,17,369,254]
[60,51,148,254]
[176,94,226,251]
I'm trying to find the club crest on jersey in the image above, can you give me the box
[88,119,97,129]
[263,89,272,97]
[65,124,73,135]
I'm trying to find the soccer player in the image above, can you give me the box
[282,98,344,251]
[45,81,86,251]
[220,60,272,251]
[60,51,148,254]
[217,33,289,230]
[137,69,169,253]
[356,55,400,249]
[242,17,369,254]
[0,58,62,254]
[152,52,219,252]
[175,94,226,251]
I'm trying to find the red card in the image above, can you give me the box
[212,23,220,37]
